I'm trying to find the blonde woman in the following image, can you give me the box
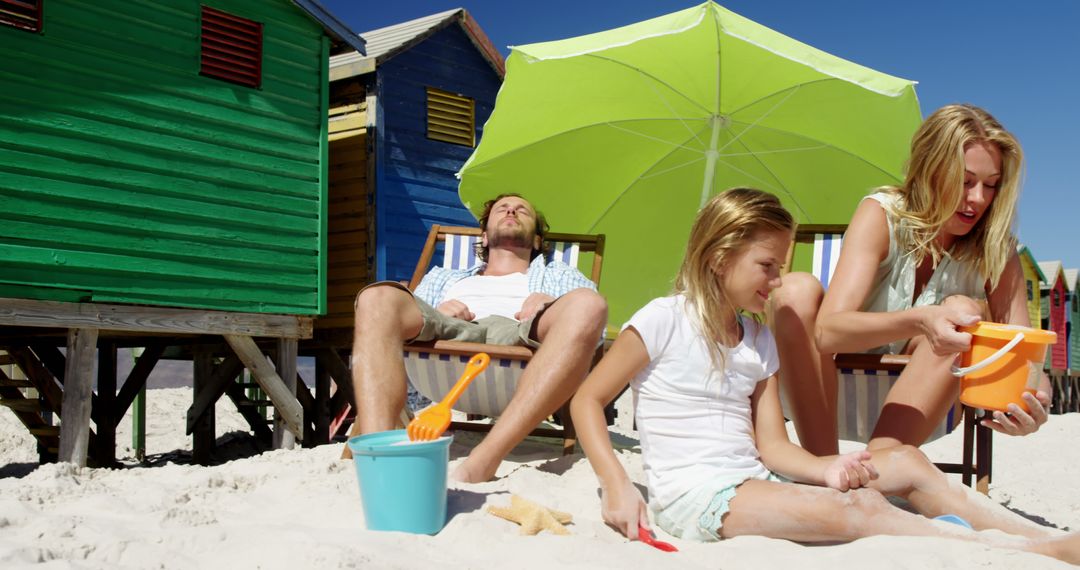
[772,104,1049,456]
[570,189,1079,561]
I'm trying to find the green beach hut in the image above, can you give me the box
[0,0,366,466]
[1,0,365,315]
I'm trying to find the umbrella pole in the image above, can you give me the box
[700,114,726,207]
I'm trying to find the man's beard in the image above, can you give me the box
[487,222,533,251]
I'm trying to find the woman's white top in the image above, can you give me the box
[625,295,778,510]
[860,192,987,354]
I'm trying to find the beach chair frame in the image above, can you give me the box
[401,224,606,454]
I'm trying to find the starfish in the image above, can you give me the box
[487,494,573,536]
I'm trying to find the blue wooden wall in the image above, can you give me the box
[373,24,501,282]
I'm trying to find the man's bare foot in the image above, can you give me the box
[451,455,499,483]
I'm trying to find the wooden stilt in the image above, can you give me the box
[58,327,98,467]
[132,385,146,462]
[314,357,330,445]
[192,349,215,465]
[96,341,117,466]
[273,339,298,450]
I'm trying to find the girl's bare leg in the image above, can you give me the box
[771,272,839,456]
[720,479,1080,563]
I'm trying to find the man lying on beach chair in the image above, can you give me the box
[344,193,607,483]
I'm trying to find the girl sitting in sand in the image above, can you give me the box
[570,188,1079,563]
[771,104,1048,456]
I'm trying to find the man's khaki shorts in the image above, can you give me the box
[358,281,544,348]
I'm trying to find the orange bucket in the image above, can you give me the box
[952,322,1056,413]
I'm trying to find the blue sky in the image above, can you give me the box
[322,0,1079,273]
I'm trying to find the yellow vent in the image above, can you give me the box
[426,87,475,147]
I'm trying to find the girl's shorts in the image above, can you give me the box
[654,473,781,542]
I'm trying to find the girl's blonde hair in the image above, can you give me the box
[674,188,794,369]
[882,104,1023,287]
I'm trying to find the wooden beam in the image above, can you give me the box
[6,346,64,416]
[185,354,245,434]
[0,298,313,339]
[321,348,355,416]
[273,339,298,450]
[58,328,98,466]
[291,371,317,446]
[33,343,107,426]
[224,381,273,443]
[314,359,331,445]
[114,344,166,420]
[224,335,303,441]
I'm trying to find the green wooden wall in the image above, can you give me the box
[0,0,330,314]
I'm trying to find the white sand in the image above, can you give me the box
[1,389,1077,569]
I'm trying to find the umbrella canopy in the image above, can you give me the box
[458,2,921,327]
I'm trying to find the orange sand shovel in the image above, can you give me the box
[407,353,490,441]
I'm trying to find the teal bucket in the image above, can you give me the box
[347,429,452,534]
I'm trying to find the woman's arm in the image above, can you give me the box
[983,251,1051,434]
[751,375,876,489]
[816,199,979,354]
[569,328,651,539]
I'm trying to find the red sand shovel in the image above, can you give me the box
[639,522,678,552]
[407,353,490,441]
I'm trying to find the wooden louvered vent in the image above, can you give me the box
[200,5,262,88]
[426,87,475,147]
[0,0,43,33]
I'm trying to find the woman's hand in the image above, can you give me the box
[981,390,1050,436]
[823,450,879,491]
[918,305,981,356]
[601,478,651,539]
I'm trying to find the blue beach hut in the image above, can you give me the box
[319,9,505,329]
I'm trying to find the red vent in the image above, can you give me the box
[1,0,43,33]
[200,5,262,89]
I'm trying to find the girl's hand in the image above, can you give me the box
[601,478,650,539]
[823,451,879,491]
[919,305,980,355]
[981,390,1050,436]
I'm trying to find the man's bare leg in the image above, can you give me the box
[340,285,424,459]
[452,288,607,482]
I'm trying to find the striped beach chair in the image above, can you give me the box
[793,224,992,492]
[401,225,606,454]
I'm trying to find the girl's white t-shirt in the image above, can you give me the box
[625,295,778,510]
[443,272,529,321]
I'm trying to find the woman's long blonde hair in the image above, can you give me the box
[674,188,794,369]
[883,104,1023,287]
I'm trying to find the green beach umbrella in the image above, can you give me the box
[458,2,921,328]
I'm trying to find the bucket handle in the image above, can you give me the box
[951,332,1025,377]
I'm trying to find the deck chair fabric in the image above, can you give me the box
[400,225,606,452]
[792,224,992,492]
